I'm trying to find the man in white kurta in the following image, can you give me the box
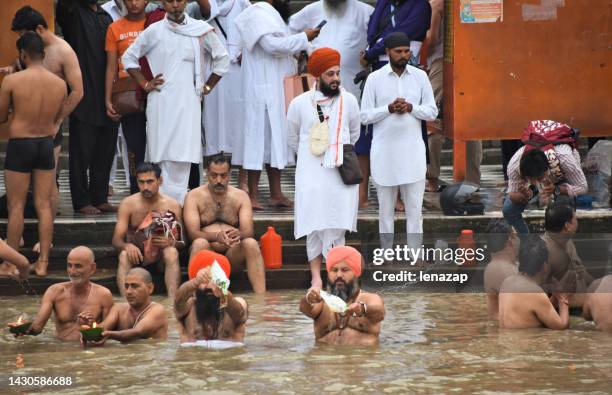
[289,0,373,100]
[123,1,229,205]
[360,32,437,252]
[234,0,319,209]
[287,48,360,289]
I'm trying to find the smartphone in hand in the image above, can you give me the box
[316,20,327,29]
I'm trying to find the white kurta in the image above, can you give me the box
[289,0,373,100]
[234,2,309,170]
[202,0,250,162]
[360,63,438,186]
[287,89,361,239]
[122,15,229,164]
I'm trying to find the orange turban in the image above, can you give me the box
[188,250,231,279]
[326,246,362,277]
[307,47,341,78]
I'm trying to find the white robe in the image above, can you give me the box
[234,2,309,170]
[203,0,250,162]
[289,0,373,100]
[122,15,229,164]
[287,89,361,239]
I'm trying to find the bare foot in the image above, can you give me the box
[77,205,102,215]
[311,277,323,290]
[395,199,405,212]
[426,179,440,193]
[96,203,118,213]
[32,241,54,254]
[251,199,264,211]
[0,262,19,278]
[34,260,49,277]
[269,196,293,208]
[108,185,114,197]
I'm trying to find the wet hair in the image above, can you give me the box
[518,237,548,276]
[206,153,231,170]
[484,220,512,253]
[12,6,48,32]
[544,200,576,232]
[519,150,549,178]
[16,31,45,61]
[127,267,153,284]
[136,162,162,178]
[195,288,224,339]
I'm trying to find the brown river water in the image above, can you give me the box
[1,291,611,394]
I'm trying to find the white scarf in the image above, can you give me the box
[217,0,236,16]
[313,88,347,168]
[234,2,287,52]
[163,14,214,98]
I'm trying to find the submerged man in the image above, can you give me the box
[582,275,612,332]
[85,267,168,345]
[300,246,385,345]
[498,237,570,330]
[23,246,114,341]
[174,250,248,342]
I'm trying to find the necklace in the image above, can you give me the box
[130,302,154,328]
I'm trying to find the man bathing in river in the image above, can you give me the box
[183,154,265,293]
[174,250,248,342]
[300,246,385,345]
[582,275,612,332]
[22,246,113,341]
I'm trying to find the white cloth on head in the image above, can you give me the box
[186,0,220,20]
[234,2,309,170]
[159,161,191,205]
[306,229,347,262]
[289,0,373,100]
[360,63,437,186]
[122,14,229,165]
[287,89,361,240]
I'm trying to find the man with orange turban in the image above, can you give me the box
[174,250,248,342]
[299,246,385,345]
[287,48,361,289]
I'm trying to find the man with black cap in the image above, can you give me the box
[360,32,437,251]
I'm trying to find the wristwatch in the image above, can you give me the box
[204,84,212,94]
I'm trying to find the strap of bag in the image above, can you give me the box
[316,104,325,123]
[214,17,228,39]
[301,75,310,93]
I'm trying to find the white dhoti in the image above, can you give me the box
[306,229,346,262]
[159,161,192,205]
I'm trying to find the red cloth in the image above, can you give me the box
[188,250,232,279]
[307,47,341,78]
[326,246,362,277]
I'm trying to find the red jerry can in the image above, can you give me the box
[260,226,282,269]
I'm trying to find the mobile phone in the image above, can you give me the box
[316,20,327,29]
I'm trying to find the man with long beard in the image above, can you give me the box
[300,246,385,345]
[175,250,248,342]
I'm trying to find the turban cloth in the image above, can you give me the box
[384,32,411,49]
[188,250,231,279]
[307,47,341,78]
[326,246,362,277]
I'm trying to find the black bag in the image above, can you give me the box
[338,144,363,185]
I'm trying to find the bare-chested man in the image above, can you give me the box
[175,251,248,342]
[20,246,114,341]
[499,237,570,330]
[0,32,68,279]
[112,162,183,300]
[7,6,84,271]
[582,275,612,332]
[300,246,385,346]
[483,220,519,319]
[184,154,266,294]
[84,268,168,345]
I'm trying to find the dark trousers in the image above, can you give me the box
[69,116,118,210]
[120,112,147,194]
[501,140,523,181]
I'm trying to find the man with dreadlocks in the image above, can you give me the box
[175,250,248,342]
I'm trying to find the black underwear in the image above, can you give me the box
[5,136,55,173]
[53,127,63,148]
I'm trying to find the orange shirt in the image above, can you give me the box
[105,18,146,79]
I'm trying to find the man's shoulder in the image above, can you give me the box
[186,184,209,200]
[228,185,250,202]
[92,283,113,298]
[361,290,383,303]
[354,0,375,14]
[407,65,429,79]
[46,282,68,296]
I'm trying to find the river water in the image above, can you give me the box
[1,291,611,394]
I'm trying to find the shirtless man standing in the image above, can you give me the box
[499,237,570,330]
[85,268,168,345]
[175,251,248,342]
[0,32,68,279]
[22,246,114,341]
[300,246,385,346]
[184,154,266,294]
[582,275,612,332]
[112,163,183,300]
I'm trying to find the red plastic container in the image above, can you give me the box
[260,226,282,269]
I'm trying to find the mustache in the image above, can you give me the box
[327,277,359,302]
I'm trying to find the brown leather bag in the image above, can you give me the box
[338,144,363,185]
[111,77,144,116]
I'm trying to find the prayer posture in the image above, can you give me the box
[360,32,437,251]
[498,237,570,330]
[184,155,266,293]
[483,220,519,320]
[175,251,248,342]
[24,246,114,341]
[0,33,68,279]
[112,163,183,300]
[582,275,612,332]
[123,0,229,205]
[234,0,320,209]
[86,268,168,345]
[300,246,385,345]
[287,48,361,289]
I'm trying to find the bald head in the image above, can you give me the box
[67,246,95,264]
[127,267,153,284]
